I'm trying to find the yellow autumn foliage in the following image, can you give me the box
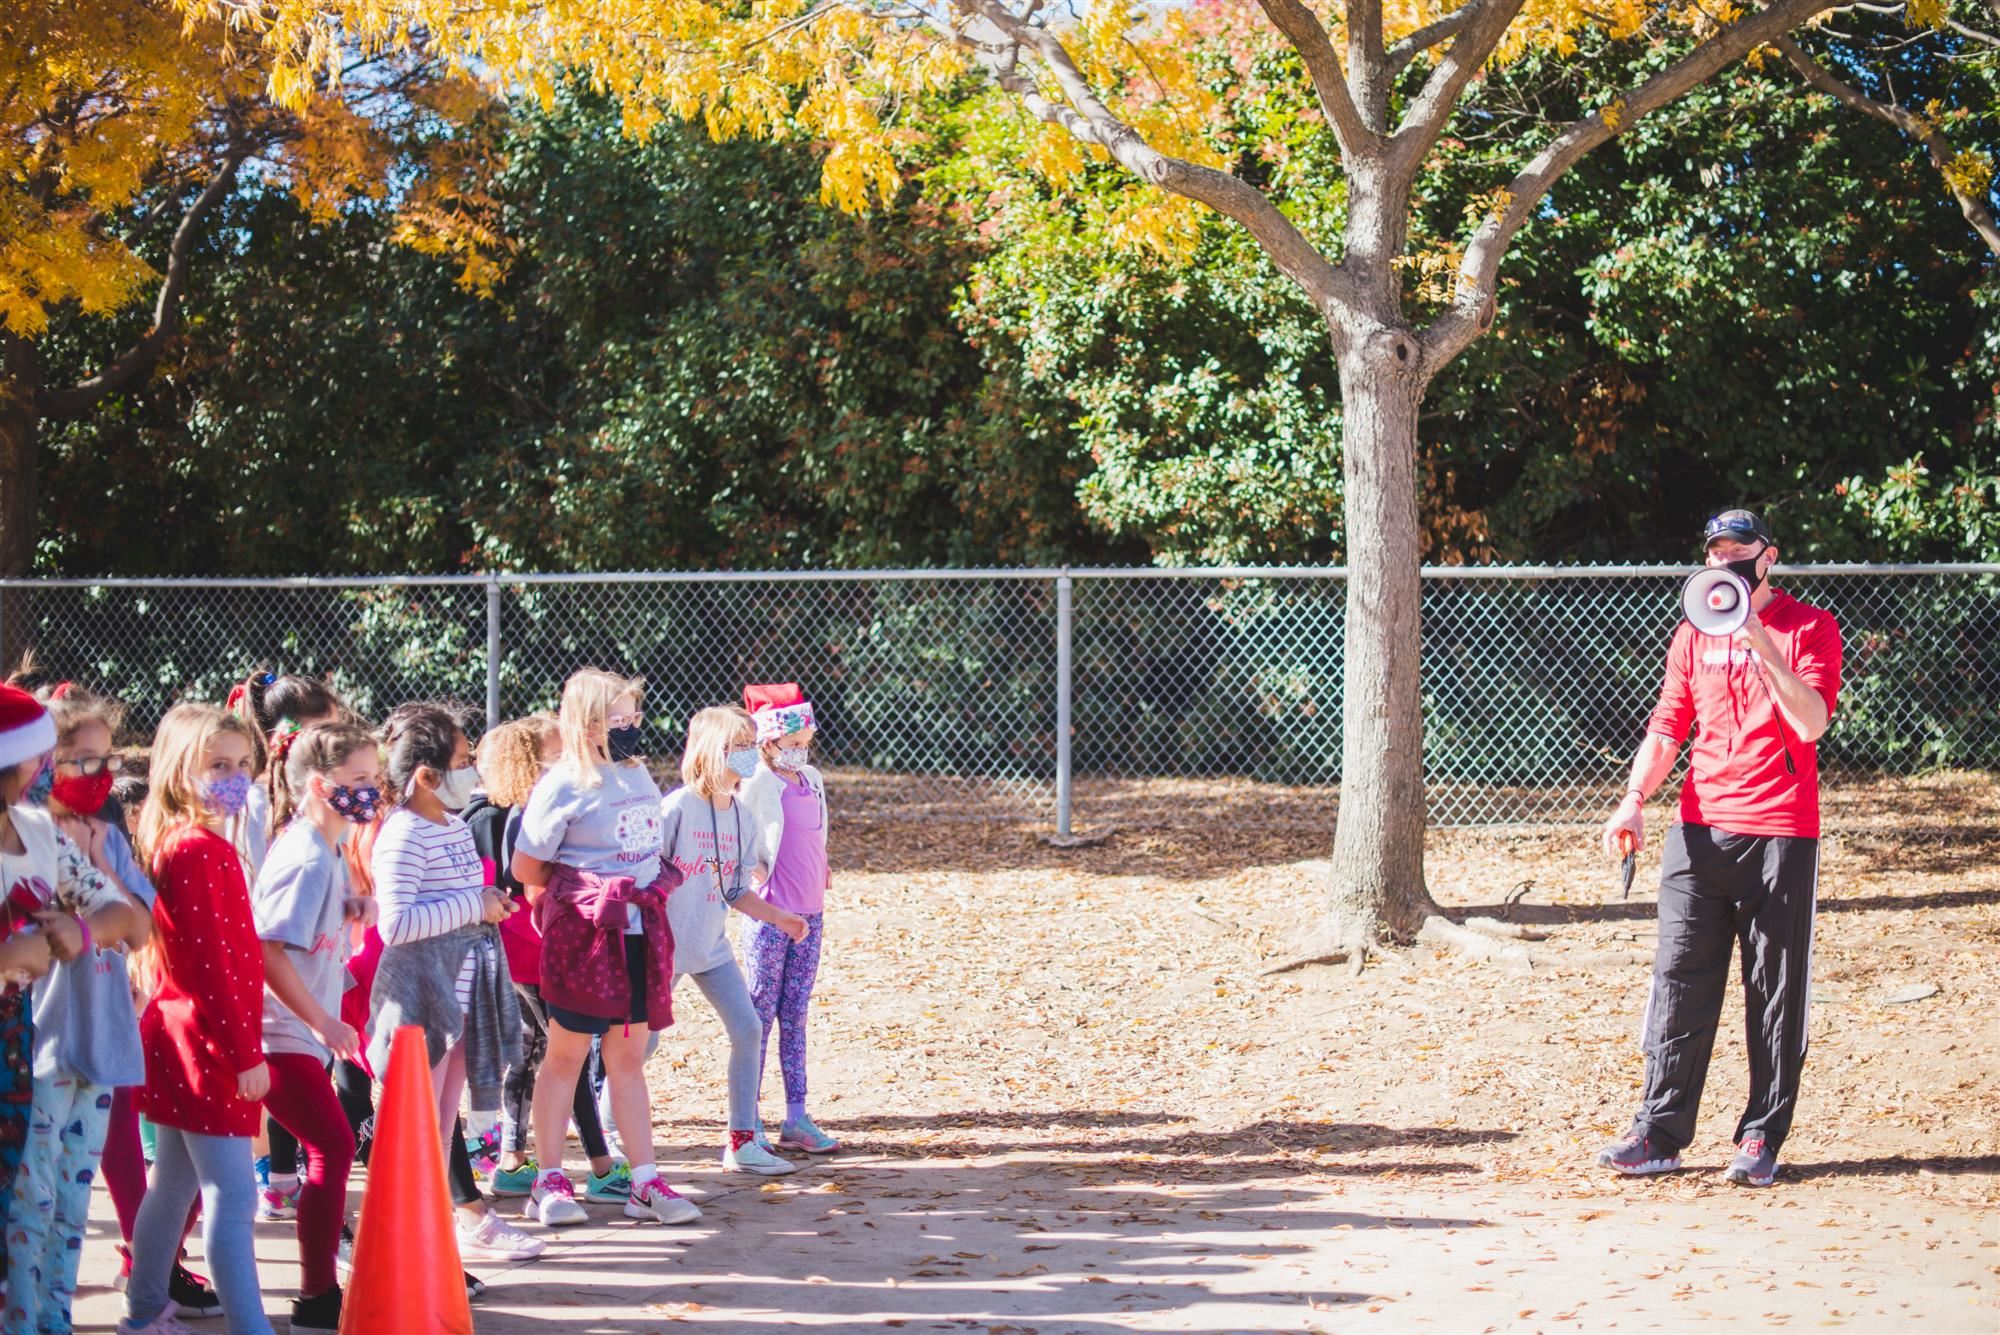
[1,0,494,339]
[153,0,1770,257]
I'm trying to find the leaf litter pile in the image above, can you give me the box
[624,770,1998,1332]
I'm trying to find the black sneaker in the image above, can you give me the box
[290,1285,342,1331]
[1595,1130,1682,1176]
[464,1270,487,1301]
[169,1261,225,1317]
[1724,1137,1778,1187]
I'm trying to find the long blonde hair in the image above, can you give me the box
[681,705,753,800]
[557,669,643,790]
[137,702,257,875]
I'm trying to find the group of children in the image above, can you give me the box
[0,665,838,1335]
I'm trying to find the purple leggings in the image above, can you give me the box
[745,913,824,1108]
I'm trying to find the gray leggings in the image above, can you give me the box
[127,1125,273,1335]
[597,961,764,1135]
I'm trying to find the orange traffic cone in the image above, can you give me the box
[339,1025,474,1335]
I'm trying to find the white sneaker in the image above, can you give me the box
[625,1178,703,1225]
[722,1136,798,1176]
[458,1207,548,1260]
[528,1171,589,1228]
[116,1301,198,1335]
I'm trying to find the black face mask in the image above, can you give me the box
[1721,544,1768,592]
[607,724,647,761]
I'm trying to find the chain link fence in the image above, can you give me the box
[1,565,1994,828]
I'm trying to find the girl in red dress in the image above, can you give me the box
[122,704,272,1335]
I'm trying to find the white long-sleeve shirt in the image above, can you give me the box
[371,806,486,1007]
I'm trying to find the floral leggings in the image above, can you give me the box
[4,1074,112,1334]
[744,913,824,1108]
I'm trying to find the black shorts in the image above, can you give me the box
[545,935,648,1036]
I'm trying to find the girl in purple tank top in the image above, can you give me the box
[738,683,839,1154]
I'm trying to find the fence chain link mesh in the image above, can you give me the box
[1,567,1993,828]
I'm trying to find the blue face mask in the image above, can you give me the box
[23,753,54,807]
[725,747,760,779]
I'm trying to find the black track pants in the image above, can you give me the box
[1635,822,1819,1155]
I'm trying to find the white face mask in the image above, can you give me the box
[775,745,810,772]
[433,764,480,811]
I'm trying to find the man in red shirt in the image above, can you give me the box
[1596,509,1843,1187]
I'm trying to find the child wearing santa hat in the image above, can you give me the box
[738,683,840,1155]
[0,683,125,1321]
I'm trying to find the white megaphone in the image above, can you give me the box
[1681,566,1752,637]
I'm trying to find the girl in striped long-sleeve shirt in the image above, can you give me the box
[365,706,541,1267]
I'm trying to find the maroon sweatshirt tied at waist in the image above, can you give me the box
[533,862,682,1030]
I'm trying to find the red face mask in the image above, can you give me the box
[50,767,115,817]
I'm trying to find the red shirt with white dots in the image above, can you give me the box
[135,824,267,1136]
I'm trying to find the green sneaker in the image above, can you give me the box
[585,1160,633,1201]
[488,1160,538,1198]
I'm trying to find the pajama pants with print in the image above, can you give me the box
[745,914,825,1109]
[4,1075,113,1334]
[0,994,33,1303]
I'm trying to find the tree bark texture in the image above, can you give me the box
[1326,334,1439,942]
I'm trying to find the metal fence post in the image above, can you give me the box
[1056,573,1073,836]
[484,576,502,731]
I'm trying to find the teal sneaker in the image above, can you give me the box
[585,1160,632,1201]
[778,1114,842,1155]
[487,1160,538,1198]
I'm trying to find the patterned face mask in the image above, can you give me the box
[775,745,811,772]
[23,753,55,807]
[326,782,383,825]
[202,772,253,817]
[725,747,760,779]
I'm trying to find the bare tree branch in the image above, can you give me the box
[1773,33,2000,256]
[1250,0,1380,154]
[1945,15,2000,43]
[1390,0,1533,176]
[1423,0,1838,363]
[1348,0,1392,129]
[961,0,1365,329]
[1387,4,1477,72]
[39,149,247,418]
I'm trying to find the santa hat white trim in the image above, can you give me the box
[0,710,55,771]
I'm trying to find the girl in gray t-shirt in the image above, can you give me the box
[655,705,807,1179]
[253,721,383,1313]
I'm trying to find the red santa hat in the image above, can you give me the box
[742,682,816,742]
[0,684,56,771]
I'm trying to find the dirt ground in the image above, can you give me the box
[75,772,1999,1332]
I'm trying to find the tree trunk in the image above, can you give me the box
[1325,330,1441,943]
[0,332,39,577]
[0,332,42,661]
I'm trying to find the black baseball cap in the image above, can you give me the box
[1702,508,1773,549]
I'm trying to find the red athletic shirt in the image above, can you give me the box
[136,825,267,1136]
[1646,589,1843,839]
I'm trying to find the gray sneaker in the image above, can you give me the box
[1724,1137,1778,1187]
[1595,1130,1681,1176]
